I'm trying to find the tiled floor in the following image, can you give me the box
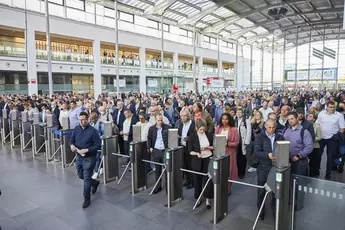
[0,142,342,230]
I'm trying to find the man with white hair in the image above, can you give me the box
[149,106,170,126]
[98,106,113,123]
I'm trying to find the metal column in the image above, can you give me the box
[307,27,312,86]
[282,30,286,88]
[114,0,119,95]
[250,45,253,89]
[193,27,196,92]
[260,39,264,89]
[45,0,53,96]
[271,36,275,90]
[161,15,164,89]
[294,26,299,89]
[336,25,341,90]
[217,34,221,79]
[321,23,326,90]
[235,42,239,89]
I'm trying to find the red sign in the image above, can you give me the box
[31,79,37,84]
[173,84,178,94]
[206,78,211,84]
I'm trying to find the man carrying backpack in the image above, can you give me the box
[295,107,315,141]
[284,112,314,176]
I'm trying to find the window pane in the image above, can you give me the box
[96,4,104,15]
[104,7,115,18]
[119,11,134,23]
[163,24,169,32]
[180,29,187,36]
[204,35,210,43]
[66,0,84,10]
[48,0,63,5]
[148,19,158,29]
[210,38,216,44]
[187,31,193,38]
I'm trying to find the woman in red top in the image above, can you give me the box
[215,113,239,195]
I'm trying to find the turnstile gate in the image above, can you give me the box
[165,146,184,207]
[53,129,75,168]
[1,109,10,144]
[102,135,119,184]
[32,123,46,157]
[10,119,21,148]
[208,155,230,224]
[130,141,148,194]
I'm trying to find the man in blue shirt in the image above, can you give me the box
[70,112,101,208]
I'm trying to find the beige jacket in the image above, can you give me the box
[313,123,322,148]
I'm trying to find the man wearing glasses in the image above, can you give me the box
[316,101,345,179]
[70,112,101,208]
[137,112,153,174]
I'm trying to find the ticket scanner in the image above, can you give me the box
[101,122,119,184]
[20,111,32,153]
[32,113,45,157]
[9,110,21,148]
[208,134,229,224]
[2,109,10,144]
[129,124,148,194]
[165,129,184,207]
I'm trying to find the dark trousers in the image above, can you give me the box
[257,168,275,217]
[237,144,247,177]
[124,140,130,163]
[152,149,165,188]
[309,148,321,177]
[194,157,214,200]
[183,146,193,185]
[76,156,98,198]
[118,136,125,155]
[319,138,338,175]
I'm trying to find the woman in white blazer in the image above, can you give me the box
[235,108,252,178]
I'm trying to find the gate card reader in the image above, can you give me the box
[213,135,227,157]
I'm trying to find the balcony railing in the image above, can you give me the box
[203,66,218,73]
[101,57,140,66]
[36,50,94,63]
[146,60,173,70]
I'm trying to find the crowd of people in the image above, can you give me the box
[1,89,345,215]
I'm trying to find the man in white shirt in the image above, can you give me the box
[120,109,137,167]
[278,105,290,128]
[259,100,274,122]
[316,101,345,179]
[178,110,195,189]
[137,112,153,174]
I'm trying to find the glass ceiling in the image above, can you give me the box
[110,0,344,50]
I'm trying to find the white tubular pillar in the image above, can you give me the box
[198,56,203,93]
[139,47,146,93]
[26,16,38,96]
[93,39,102,98]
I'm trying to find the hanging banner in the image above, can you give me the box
[148,80,158,87]
[286,68,337,81]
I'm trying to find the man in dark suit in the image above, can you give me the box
[254,119,284,220]
[113,101,125,155]
[120,109,138,167]
[147,113,169,194]
[178,109,195,189]
[52,101,60,121]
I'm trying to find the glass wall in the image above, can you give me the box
[103,75,139,93]
[37,72,73,93]
[0,34,26,58]
[0,71,28,94]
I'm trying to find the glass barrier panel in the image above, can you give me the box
[4,84,28,91]
[292,174,345,230]
[0,41,26,57]
[73,84,90,90]
[38,84,73,91]
[37,50,94,63]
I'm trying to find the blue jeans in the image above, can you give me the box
[95,151,102,173]
[76,155,97,198]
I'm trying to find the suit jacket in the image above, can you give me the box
[188,132,213,171]
[178,120,195,147]
[147,124,169,150]
[53,107,60,120]
[113,108,125,129]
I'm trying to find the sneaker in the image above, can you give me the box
[92,172,98,180]
[82,197,91,208]
[91,180,100,194]
[247,167,257,173]
[99,168,104,175]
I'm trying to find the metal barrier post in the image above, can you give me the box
[44,114,53,162]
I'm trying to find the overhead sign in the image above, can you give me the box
[114,79,126,87]
[286,68,337,81]
[211,79,224,88]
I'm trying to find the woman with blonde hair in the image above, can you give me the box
[251,110,264,141]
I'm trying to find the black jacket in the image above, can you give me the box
[254,132,285,171]
[178,120,195,147]
[147,124,170,150]
[113,108,125,129]
[188,132,213,172]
